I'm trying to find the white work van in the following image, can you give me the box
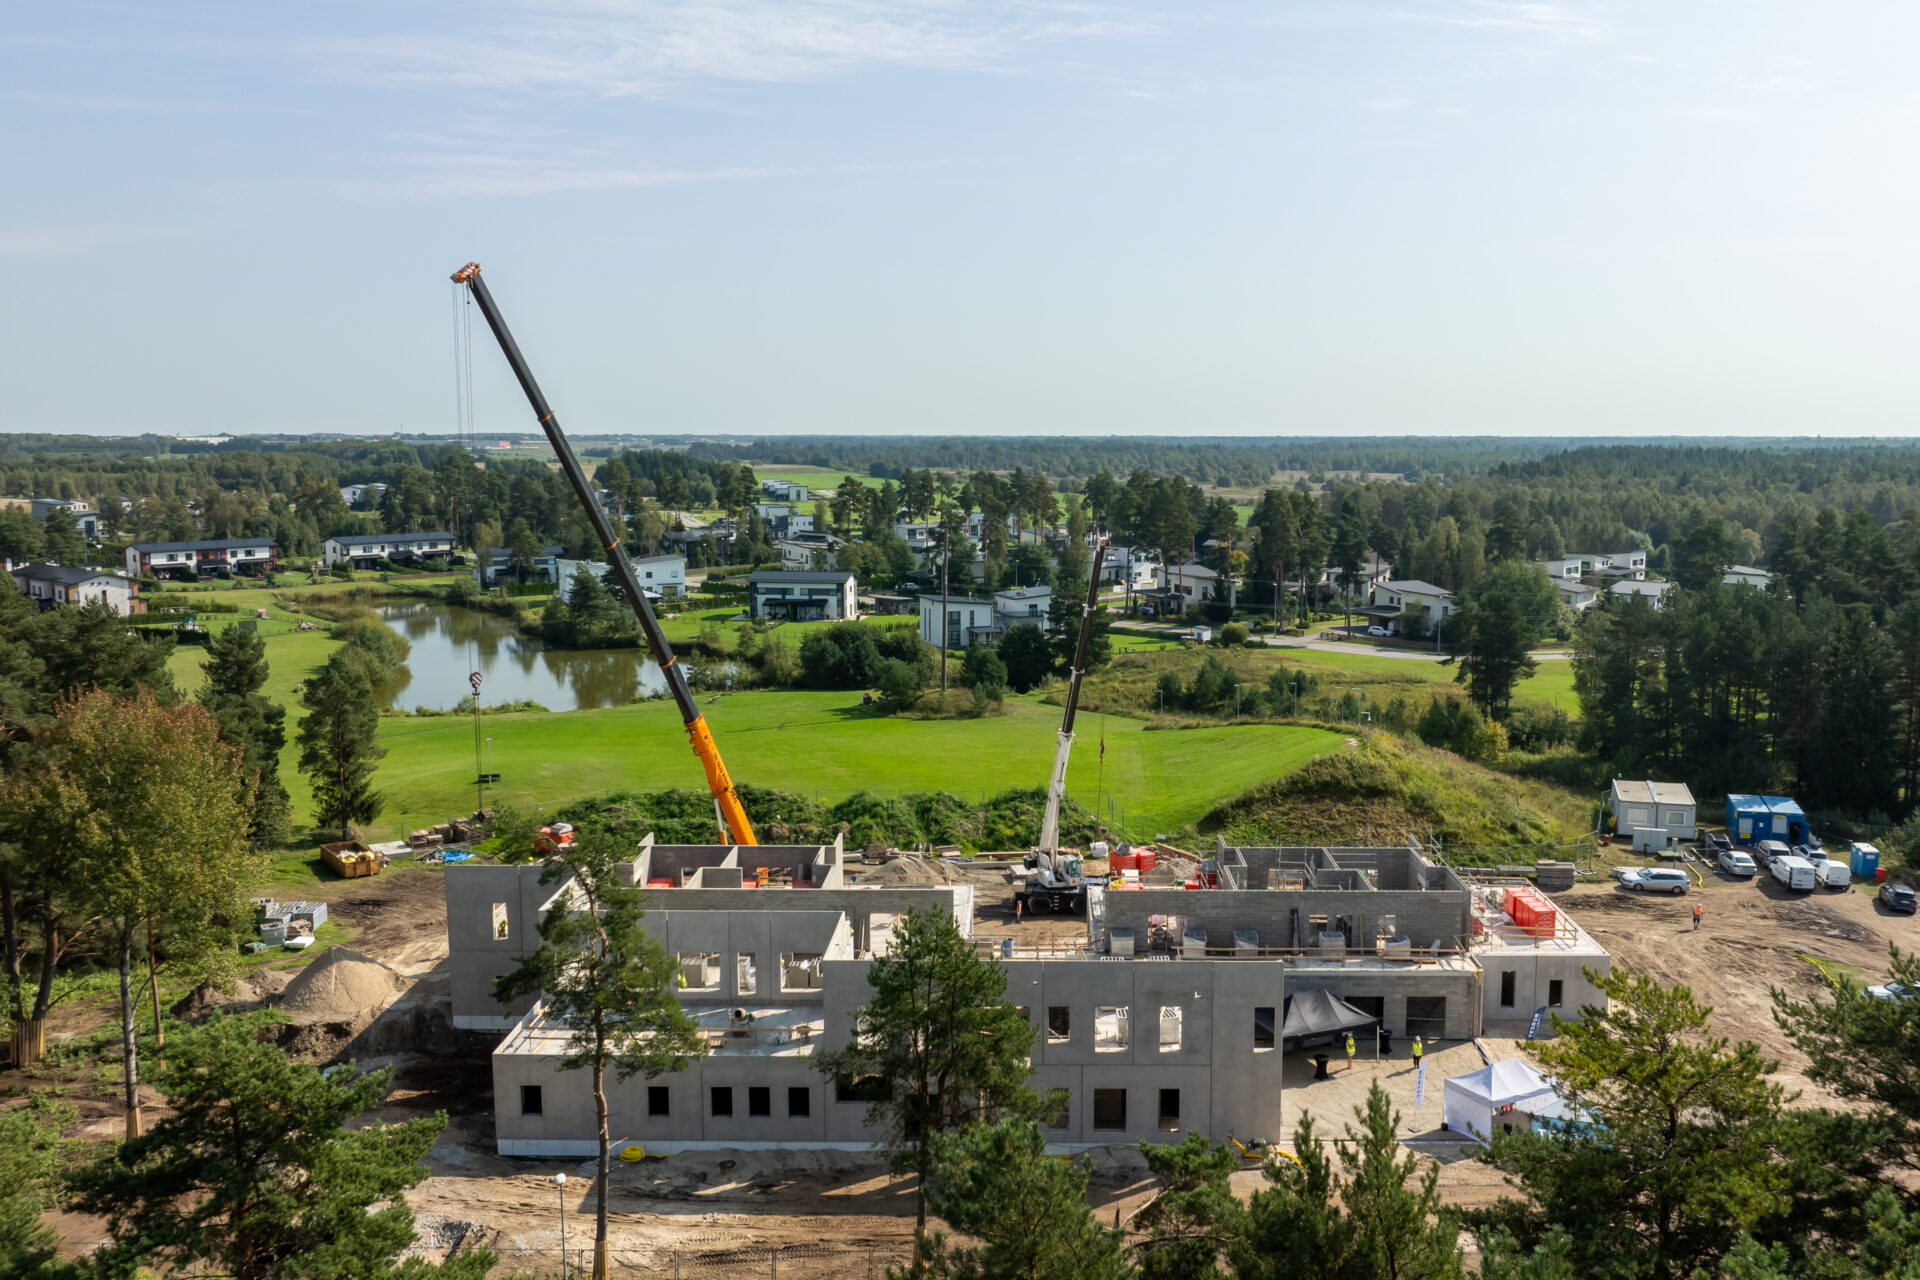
[1771,855,1818,892]
[1812,855,1851,890]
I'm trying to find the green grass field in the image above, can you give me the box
[1261,645,1578,711]
[751,466,883,493]
[367,691,1342,843]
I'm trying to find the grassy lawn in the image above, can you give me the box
[1259,645,1579,712]
[358,690,1344,843]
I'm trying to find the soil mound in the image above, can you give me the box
[276,947,405,1025]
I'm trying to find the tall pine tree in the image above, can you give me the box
[199,625,291,844]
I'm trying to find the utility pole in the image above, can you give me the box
[939,521,951,694]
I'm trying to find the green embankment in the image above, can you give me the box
[1198,733,1594,856]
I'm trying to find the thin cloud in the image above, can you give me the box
[1392,2,1608,44]
[9,89,248,115]
[1693,106,1757,123]
[0,226,154,256]
[295,1,1136,99]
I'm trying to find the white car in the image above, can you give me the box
[1620,867,1690,895]
[1717,849,1757,877]
[1867,982,1918,1003]
[1367,626,1391,637]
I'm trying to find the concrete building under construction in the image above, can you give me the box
[446,837,1609,1155]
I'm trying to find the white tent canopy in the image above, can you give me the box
[1442,1059,1557,1145]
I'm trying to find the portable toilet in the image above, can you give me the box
[1725,795,1772,845]
[1764,797,1808,846]
[1851,842,1881,877]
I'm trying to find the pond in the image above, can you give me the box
[374,601,668,713]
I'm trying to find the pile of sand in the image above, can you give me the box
[276,947,405,1025]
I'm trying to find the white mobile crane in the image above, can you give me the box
[1014,539,1110,916]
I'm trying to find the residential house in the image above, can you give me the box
[475,545,563,588]
[746,571,858,621]
[125,537,278,580]
[1608,780,1696,853]
[918,595,998,649]
[1145,561,1236,612]
[776,533,847,573]
[994,585,1052,633]
[1553,579,1599,612]
[1101,545,1157,593]
[1363,580,1457,634]
[866,591,919,617]
[632,553,688,598]
[1723,565,1773,589]
[339,483,390,509]
[892,521,939,568]
[29,498,99,538]
[322,531,456,568]
[1593,551,1647,580]
[1608,580,1672,609]
[9,563,143,615]
[1534,556,1585,582]
[754,505,816,539]
[761,480,812,503]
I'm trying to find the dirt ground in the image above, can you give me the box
[24,855,1916,1273]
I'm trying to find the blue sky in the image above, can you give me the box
[5,1,1918,437]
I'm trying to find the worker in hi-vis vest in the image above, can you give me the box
[1344,1032,1357,1070]
[1412,1036,1424,1066]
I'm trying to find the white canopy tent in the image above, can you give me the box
[1441,1059,1557,1145]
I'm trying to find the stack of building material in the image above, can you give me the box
[1503,886,1558,938]
[1533,861,1576,892]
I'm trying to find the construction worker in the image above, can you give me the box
[1411,1036,1424,1069]
[1344,1032,1357,1071]
[1693,902,1703,931]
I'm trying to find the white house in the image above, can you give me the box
[1534,556,1585,581]
[125,538,278,580]
[10,563,141,615]
[29,498,98,538]
[1723,565,1772,589]
[1150,561,1236,607]
[746,571,857,621]
[1553,580,1599,611]
[1101,545,1156,592]
[340,483,389,509]
[775,534,845,573]
[918,594,998,650]
[1609,780,1696,853]
[1365,579,1457,632]
[475,545,563,588]
[761,480,811,503]
[993,585,1052,630]
[631,553,687,598]
[1608,580,1672,609]
[322,531,455,568]
[1596,551,1647,580]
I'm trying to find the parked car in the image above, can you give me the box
[1879,883,1917,914]
[1366,626,1391,637]
[1867,981,1919,1002]
[1620,867,1691,895]
[1771,855,1818,893]
[1717,849,1758,878]
[1755,839,1793,871]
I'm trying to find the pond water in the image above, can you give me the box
[374,601,667,713]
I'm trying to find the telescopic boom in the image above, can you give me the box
[450,262,757,846]
[1037,536,1109,855]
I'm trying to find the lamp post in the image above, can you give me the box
[552,1173,569,1279]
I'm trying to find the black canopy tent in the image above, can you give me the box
[1280,990,1380,1050]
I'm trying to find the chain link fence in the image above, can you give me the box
[482,1245,912,1278]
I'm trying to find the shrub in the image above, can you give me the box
[873,656,927,708]
[1218,621,1249,647]
[800,623,882,689]
[998,625,1053,692]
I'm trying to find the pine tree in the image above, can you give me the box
[911,1118,1133,1280]
[495,830,707,1280]
[815,905,1038,1233]
[69,1012,493,1280]
[296,651,386,838]
[200,624,291,844]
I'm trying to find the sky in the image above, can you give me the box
[5,1,1920,438]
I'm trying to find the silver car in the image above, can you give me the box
[1717,849,1757,877]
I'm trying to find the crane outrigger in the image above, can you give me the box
[450,262,757,846]
[1015,536,1109,914]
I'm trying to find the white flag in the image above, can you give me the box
[1414,1057,1426,1112]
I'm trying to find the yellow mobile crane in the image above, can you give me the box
[450,263,756,845]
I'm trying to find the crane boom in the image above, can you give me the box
[1037,536,1109,855]
[450,262,757,846]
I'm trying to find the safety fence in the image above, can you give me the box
[479,1245,912,1278]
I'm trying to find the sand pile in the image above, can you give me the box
[277,947,405,1025]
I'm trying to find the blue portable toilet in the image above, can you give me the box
[1851,842,1881,877]
[1764,797,1808,846]
[1726,795,1771,845]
